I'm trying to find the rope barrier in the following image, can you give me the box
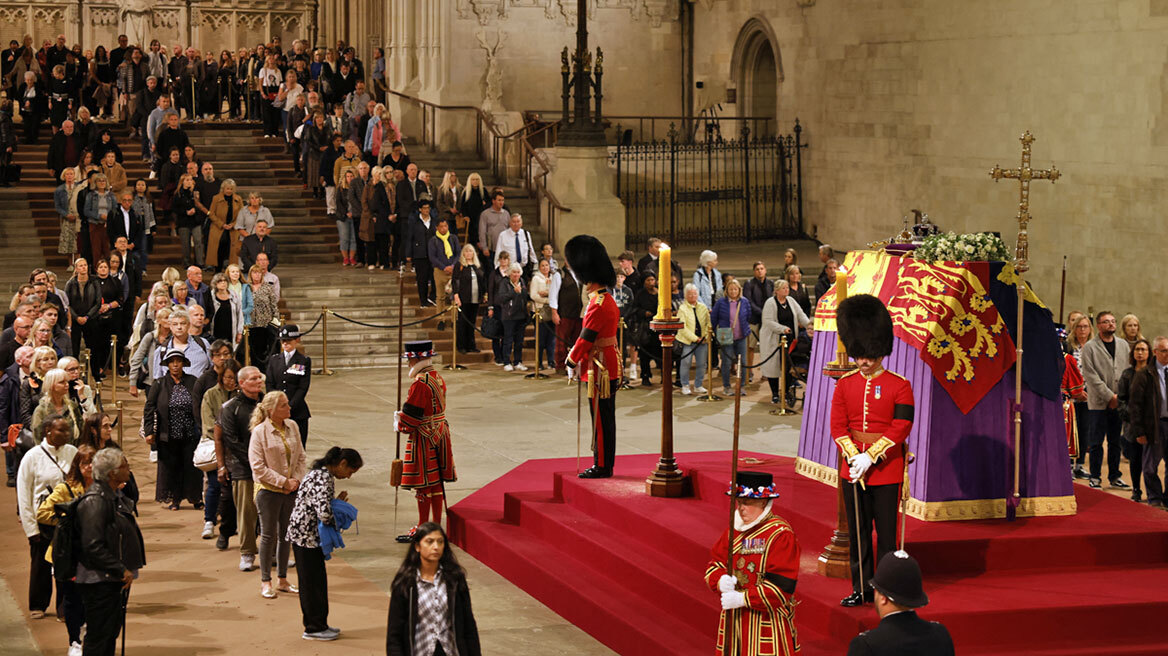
[297,311,325,337]
[328,307,449,330]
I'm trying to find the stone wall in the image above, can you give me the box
[689,0,1168,328]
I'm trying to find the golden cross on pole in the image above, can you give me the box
[989,131,1060,273]
[988,130,1061,519]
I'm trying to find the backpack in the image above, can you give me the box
[50,494,83,583]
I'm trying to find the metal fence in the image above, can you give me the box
[614,121,806,248]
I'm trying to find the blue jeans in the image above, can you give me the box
[204,470,221,524]
[502,318,526,365]
[335,219,356,251]
[680,341,707,388]
[720,337,747,388]
[536,321,555,369]
[1086,408,1123,482]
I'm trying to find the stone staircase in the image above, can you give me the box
[0,190,46,294]
[11,121,339,272]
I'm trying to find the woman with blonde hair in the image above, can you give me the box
[30,368,82,442]
[18,346,58,425]
[244,264,279,366]
[1120,314,1143,349]
[437,170,462,237]
[172,280,194,307]
[459,172,488,247]
[28,319,61,356]
[160,266,182,290]
[452,244,486,354]
[83,173,116,260]
[225,263,244,298]
[207,178,244,270]
[359,165,382,269]
[248,390,307,598]
[368,165,395,269]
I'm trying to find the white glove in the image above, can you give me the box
[393,410,402,432]
[566,365,575,380]
[848,452,874,482]
[720,590,747,610]
[718,574,737,593]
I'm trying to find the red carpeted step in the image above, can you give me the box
[452,453,1168,656]
[456,509,712,655]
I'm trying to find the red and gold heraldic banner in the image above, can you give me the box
[815,250,1017,414]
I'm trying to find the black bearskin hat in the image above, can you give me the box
[836,293,893,360]
[565,235,616,287]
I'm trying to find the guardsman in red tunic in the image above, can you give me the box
[393,340,457,542]
[564,235,622,479]
[1061,350,1086,458]
[830,294,914,607]
[705,471,800,656]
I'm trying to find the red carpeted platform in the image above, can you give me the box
[449,452,1168,655]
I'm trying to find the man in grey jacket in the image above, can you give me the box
[1079,311,1131,489]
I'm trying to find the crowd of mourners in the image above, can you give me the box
[1062,310,1168,509]
[2,30,485,656]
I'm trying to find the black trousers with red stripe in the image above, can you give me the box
[590,381,619,470]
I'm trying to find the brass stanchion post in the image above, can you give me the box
[81,348,92,388]
[770,336,797,416]
[115,401,124,448]
[696,336,722,402]
[524,310,548,379]
[445,305,466,371]
[243,325,251,365]
[618,319,633,390]
[109,335,118,403]
[317,307,335,375]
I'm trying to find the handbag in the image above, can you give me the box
[193,437,218,472]
[716,326,734,345]
[15,427,36,456]
[481,313,502,340]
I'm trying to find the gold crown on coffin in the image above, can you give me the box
[869,209,936,250]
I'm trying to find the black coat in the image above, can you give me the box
[172,187,199,228]
[65,277,102,324]
[265,349,311,420]
[106,205,144,248]
[16,81,47,116]
[143,373,200,444]
[240,234,279,273]
[0,110,16,151]
[742,277,775,325]
[386,572,481,656]
[846,611,955,656]
[403,214,436,261]
[46,130,81,173]
[495,277,529,322]
[1127,365,1162,445]
[451,263,487,305]
[395,177,425,222]
[76,480,145,582]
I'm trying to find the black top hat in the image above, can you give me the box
[870,550,929,608]
[278,324,301,341]
[161,348,190,367]
[837,293,893,360]
[565,235,616,287]
[403,340,435,359]
[724,470,782,499]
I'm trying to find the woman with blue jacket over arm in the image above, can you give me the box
[287,446,362,642]
[711,278,753,395]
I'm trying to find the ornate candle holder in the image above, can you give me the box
[646,316,690,498]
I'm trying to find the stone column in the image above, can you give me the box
[547,147,627,256]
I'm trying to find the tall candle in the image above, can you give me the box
[835,268,848,364]
[656,244,672,319]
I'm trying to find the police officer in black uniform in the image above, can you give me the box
[847,550,955,656]
[264,324,312,446]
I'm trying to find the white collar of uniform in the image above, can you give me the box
[409,360,433,378]
[734,500,774,532]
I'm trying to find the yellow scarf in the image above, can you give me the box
[435,229,453,258]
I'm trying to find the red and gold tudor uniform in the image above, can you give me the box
[563,234,621,478]
[397,341,457,534]
[704,474,800,656]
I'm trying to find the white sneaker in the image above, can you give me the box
[515,363,528,371]
[201,521,214,539]
[149,450,157,463]
[68,642,82,656]
[302,629,339,641]
[239,554,256,571]
[681,385,692,395]
[503,364,514,372]
[696,386,708,395]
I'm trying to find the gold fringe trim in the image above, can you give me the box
[794,458,1078,521]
